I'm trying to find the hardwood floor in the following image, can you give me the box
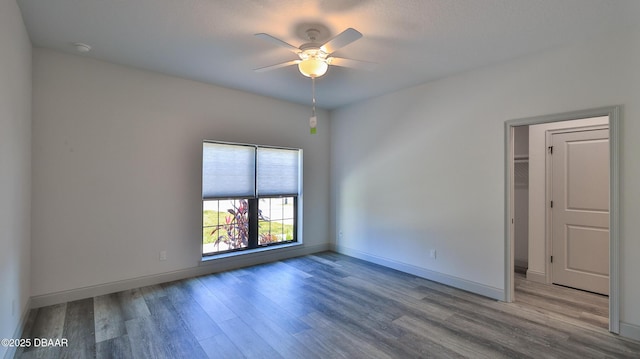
[514,272,610,330]
[14,252,640,358]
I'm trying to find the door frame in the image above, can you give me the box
[504,105,621,334]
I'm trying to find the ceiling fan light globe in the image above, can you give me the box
[298,58,328,78]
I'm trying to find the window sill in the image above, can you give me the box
[200,241,303,263]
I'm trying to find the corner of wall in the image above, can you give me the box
[0,1,33,358]
[2,298,32,359]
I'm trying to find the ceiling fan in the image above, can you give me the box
[254,27,375,78]
[254,26,374,134]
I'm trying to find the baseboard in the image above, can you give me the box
[334,245,504,301]
[620,321,640,342]
[3,297,32,359]
[514,259,528,269]
[514,259,528,274]
[526,269,547,284]
[30,243,330,308]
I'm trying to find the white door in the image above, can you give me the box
[551,129,609,295]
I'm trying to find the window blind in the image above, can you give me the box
[257,147,300,196]
[202,142,255,199]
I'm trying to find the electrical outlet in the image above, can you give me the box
[159,250,167,261]
[339,231,343,238]
[12,299,15,317]
[429,249,437,259]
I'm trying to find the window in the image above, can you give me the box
[202,142,301,256]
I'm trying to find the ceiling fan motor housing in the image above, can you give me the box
[298,35,329,78]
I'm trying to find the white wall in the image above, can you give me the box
[0,0,31,357]
[330,24,640,334]
[527,117,608,283]
[31,49,330,301]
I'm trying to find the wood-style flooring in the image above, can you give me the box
[14,252,640,358]
[514,272,610,330]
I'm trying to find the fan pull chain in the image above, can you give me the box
[310,76,317,134]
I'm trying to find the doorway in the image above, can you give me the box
[504,106,620,334]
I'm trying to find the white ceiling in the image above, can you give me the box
[17,0,637,109]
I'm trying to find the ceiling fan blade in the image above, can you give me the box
[320,28,362,54]
[255,33,300,54]
[328,57,376,71]
[254,59,301,73]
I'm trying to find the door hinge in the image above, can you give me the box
[550,255,553,263]
[550,200,553,208]
[548,146,553,154]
